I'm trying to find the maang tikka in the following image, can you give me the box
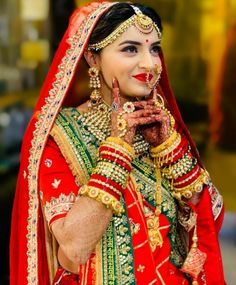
[88,66,102,107]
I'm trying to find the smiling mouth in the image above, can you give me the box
[132,73,153,82]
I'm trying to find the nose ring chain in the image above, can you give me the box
[146,64,162,89]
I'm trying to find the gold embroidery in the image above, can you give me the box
[26,3,115,284]
[137,264,145,272]
[208,183,223,220]
[51,124,88,186]
[129,218,140,235]
[44,192,79,224]
[133,240,148,250]
[146,211,163,251]
[51,178,61,189]
[155,257,169,285]
[23,170,27,179]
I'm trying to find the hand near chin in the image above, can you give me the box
[110,78,163,146]
[133,88,172,147]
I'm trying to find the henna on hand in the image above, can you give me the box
[110,79,172,147]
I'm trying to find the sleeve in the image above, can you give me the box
[39,136,80,226]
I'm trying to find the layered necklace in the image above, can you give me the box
[78,100,150,156]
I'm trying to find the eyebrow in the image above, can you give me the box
[119,40,161,46]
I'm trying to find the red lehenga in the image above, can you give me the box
[10,2,225,285]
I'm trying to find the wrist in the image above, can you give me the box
[150,132,209,200]
[79,136,134,215]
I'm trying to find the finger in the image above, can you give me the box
[151,87,157,102]
[132,115,163,127]
[111,77,121,111]
[132,101,153,109]
[127,108,161,118]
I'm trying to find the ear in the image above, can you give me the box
[84,50,100,68]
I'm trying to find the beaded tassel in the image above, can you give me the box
[181,224,207,284]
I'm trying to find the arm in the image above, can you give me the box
[41,135,134,266]
[52,196,112,265]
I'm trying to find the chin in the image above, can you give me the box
[131,88,152,99]
[120,85,152,100]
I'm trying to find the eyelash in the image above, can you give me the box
[121,45,138,53]
[121,45,161,55]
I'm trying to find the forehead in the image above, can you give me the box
[112,25,161,45]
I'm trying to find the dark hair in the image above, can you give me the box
[88,2,163,51]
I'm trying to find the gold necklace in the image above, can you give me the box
[78,100,150,155]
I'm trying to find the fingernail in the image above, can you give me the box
[112,78,116,87]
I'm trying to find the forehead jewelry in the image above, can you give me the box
[88,6,162,51]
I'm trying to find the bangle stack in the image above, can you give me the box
[80,136,134,215]
[150,131,210,200]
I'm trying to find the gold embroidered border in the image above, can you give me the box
[208,183,223,220]
[26,3,115,284]
[51,124,88,185]
[44,192,79,225]
[95,240,103,285]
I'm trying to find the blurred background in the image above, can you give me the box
[0,0,236,284]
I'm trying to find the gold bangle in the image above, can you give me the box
[94,161,129,188]
[99,150,131,165]
[171,169,210,200]
[155,133,181,159]
[80,185,124,215]
[105,136,135,156]
[150,130,178,156]
[161,154,194,179]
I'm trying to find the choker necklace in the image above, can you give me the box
[78,100,150,156]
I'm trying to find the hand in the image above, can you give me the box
[110,78,162,145]
[133,88,172,147]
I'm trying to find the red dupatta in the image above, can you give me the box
[10,2,225,284]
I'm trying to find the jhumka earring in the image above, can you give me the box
[88,67,102,107]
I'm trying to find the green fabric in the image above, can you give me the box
[54,107,186,283]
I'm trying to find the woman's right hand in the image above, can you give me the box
[110,78,162,145]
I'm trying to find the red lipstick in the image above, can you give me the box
[132,73,153,82]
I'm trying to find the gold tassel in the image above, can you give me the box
[181,224,207,284]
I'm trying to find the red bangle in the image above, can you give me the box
[99,154,132,172]
[99,145,132,163]
[89,173,124,194]
[161,137,189,167]
[88,180,121,200]
[173,165,201,188]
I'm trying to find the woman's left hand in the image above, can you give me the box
[133,89,172,147]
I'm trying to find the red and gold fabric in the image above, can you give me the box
[10,2,225,285]
[39,108,189,284]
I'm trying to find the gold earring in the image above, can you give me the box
[88,67,101,89]
[88,67,102,107]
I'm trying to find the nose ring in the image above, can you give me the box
[145,64,162,89]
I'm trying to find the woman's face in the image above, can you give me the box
[95,24,162,103]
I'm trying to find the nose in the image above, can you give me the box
[138,50,156,70]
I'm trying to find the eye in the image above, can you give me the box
[121,45,138,53]
[151,45,161,55]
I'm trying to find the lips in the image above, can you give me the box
[132,73,153,82]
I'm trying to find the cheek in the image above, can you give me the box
[157,56,162,66]
[101,60,130,85]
